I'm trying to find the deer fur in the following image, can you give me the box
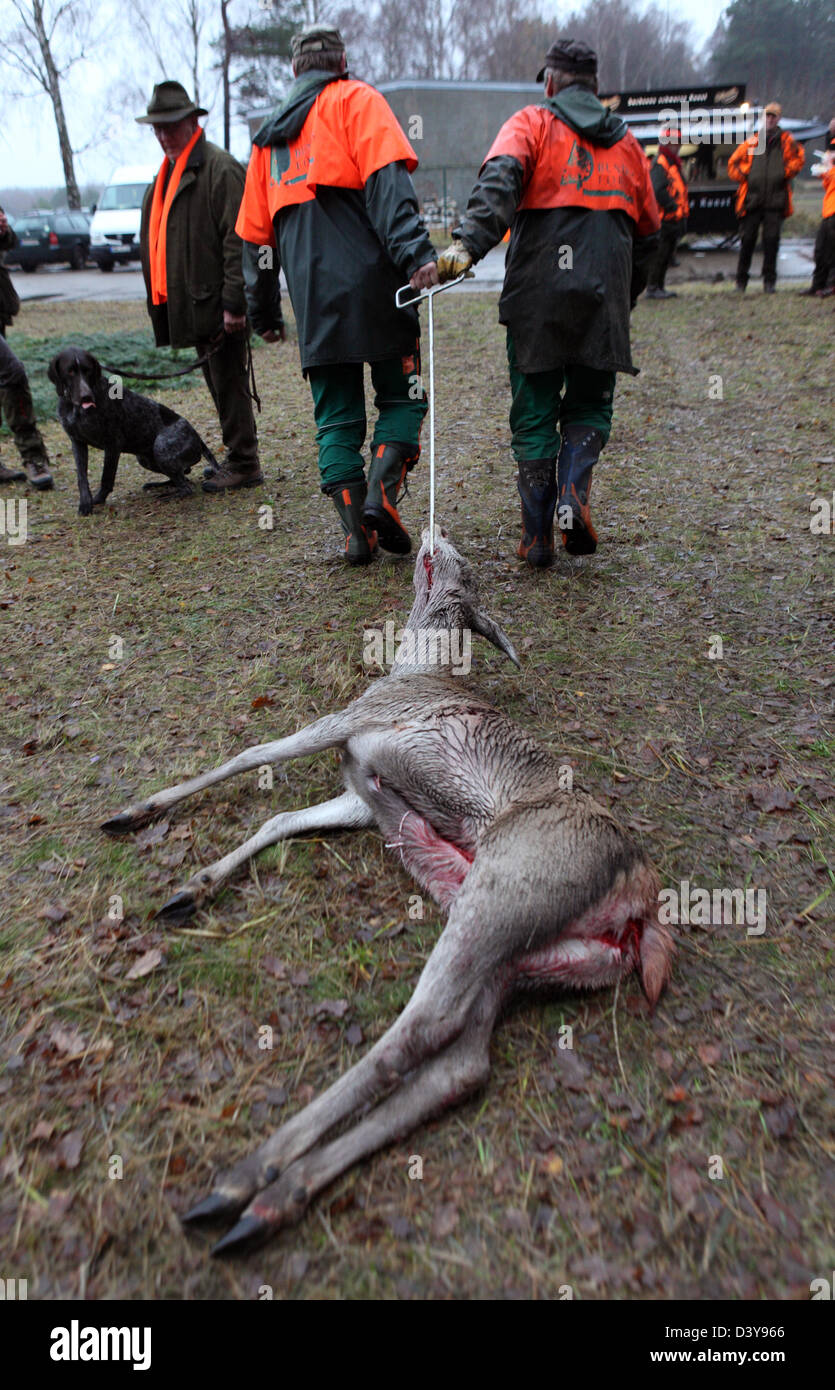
[102,528,672,1254]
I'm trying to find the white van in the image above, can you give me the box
[89,165,156,271]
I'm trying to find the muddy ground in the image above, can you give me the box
[0,287,832,1300]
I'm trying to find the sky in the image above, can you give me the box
[0,0,730,195]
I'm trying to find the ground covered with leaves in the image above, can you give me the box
[1,288,832,1300]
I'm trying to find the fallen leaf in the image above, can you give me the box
[763,1099,797,1140]
[748,784,796,813]
[134,820,169,850]
[430,1203,459,1239]
[49,1023,87,1056]
[670,1161,701,1213]
[753,1189,801,1239]
[55,1130,83,1170]
[126,948,163,980]
[29,1120,55,1143]
[697,1042,722,1066]
[314,998,349,1019]
[39,904,69,924]
[553,1049,591,1092]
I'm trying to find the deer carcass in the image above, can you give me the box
[102,530,672,1254]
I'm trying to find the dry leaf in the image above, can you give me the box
[126,948,163,980]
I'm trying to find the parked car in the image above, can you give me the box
[89,166,154,271]
[5,211,91,271]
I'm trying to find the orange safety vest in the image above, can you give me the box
[237,80,418,246]
[481,106,660,237]
[728,129,805,218]
[656,149,689,221]
[822,165,835,219]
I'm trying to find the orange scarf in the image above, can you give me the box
[148,126,203,305]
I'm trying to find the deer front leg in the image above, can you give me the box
[101,709,355,834]
[156,791,374,922]
[193,984,501,1255]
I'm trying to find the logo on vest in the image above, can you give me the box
[561,142,594,189]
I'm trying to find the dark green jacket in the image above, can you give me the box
[140,133,247,348]
[0,215,20,329]
[242,71,435,371]
[455,86,659,376]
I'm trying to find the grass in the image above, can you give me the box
[0,287,833,1300]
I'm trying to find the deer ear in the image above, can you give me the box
[466,604,520,667]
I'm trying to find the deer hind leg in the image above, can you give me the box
[156,791,374,922]
[101,708,355,834]
[182,860,509,1237]
[191,981,502,1255]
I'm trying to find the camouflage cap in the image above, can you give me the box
[290,24,345,62]
[537,38,598,83]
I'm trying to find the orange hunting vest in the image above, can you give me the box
[656,150,689,221]
[237,79,418,246]
[482,106,660,238]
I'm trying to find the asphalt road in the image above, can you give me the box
[9,237,816,306]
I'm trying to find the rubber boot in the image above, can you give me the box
[0,462,26,483]
[329,480,378,566]
[557,425,602,556]
[363,443,413,554]
[516,457,557,568]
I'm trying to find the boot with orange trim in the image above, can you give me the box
[557,424,602,556]
[328,480,378,566]
[516,458,557,568]
[363,443,413,554]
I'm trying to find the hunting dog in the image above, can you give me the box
[49,347,217,514]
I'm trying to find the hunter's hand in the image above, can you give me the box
[223,310,247,334]
[409,260,439,291]
[261,325,285,344]
[437,240,473,282]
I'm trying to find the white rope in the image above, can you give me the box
[394,272,469,559]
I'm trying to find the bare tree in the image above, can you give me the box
[0,0,97,209]
[132,0,214,103]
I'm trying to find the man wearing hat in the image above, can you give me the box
[236,25,437,563]
[645,126,689,300]
[137,81,263,491]
[437,39,659,566]
[728,101,804,293]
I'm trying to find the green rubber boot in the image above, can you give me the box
[329,480,378,566]
[363,443,414,554]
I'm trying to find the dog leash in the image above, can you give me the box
[96,329,262,413]
[96,333,226,382]
[395,272,469,555]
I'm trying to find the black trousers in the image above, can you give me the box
[0,328,48,463]
[811,214,835,292]
[736,208,783,287]
[198,331,259,469]
[647,220,684,291]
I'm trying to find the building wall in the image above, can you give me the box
[377,81,540,218]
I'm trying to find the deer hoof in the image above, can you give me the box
[156,890,196,923]
[211,1212,273,1257]
[182,1192,247,1226]
[101,807,154,835]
